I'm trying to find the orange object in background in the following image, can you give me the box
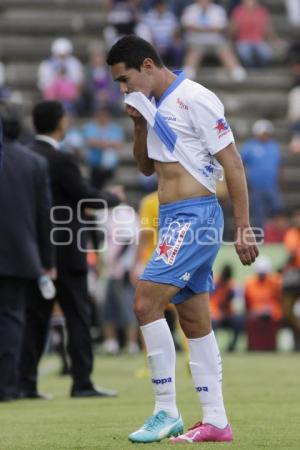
[284,227,300,268]
[245,273,282,321]
[210,278,235,322]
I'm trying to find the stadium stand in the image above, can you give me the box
[0,0,299,220]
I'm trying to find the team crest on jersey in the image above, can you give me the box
[155,221,191,265]
[214,118,230,138]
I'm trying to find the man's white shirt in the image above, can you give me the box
[124,71,235,193]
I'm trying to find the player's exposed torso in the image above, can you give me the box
[155,161,212,204]
[147,73,233,204]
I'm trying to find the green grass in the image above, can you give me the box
[1,352,300,449]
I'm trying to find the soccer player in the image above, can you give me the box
[107,35,258,444]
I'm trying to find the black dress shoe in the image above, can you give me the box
[71,386,118,398]
[18,391,53,400]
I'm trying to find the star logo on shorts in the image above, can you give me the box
[158,241,172,257]
[155,221,191,265]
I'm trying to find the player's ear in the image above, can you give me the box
[142,58,155,72]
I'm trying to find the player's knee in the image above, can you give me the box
[133,296,146,320]
[134,286,164,324]
[133,291,153,323]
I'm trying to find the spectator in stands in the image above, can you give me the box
[142,0,184,67]
[264,211,289,244]
[102,204,140,355]
[181,0,246,81]
[83,47,121,116]
[82,106,124,189]
[282,210,300,350]
[245,255,282,350]
[286,0,300,27]
[284,210,300,270]
[103,0,151,49]
[241,119,283,229]
[0,62,10,100]
[230,0,280,68]
[210,265,244,352]
[0,103,53,401]
[37,38,84,115]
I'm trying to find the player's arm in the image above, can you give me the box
[215,142,259,265]
[126,105,155,176]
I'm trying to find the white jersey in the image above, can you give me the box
[125,71,234,193]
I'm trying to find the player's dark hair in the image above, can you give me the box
[106,35,163,71]
[32,100,64,134]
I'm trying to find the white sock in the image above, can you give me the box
[188,330,228,428]
[140,319,178,418]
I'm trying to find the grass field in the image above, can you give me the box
[1,352,300,449]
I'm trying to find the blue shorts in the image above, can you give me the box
[140,195,224,305]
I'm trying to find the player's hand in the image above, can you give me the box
[125,105,146,127]
[106,185,126,203]
[234,226,259,266]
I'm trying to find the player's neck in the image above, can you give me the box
[152,68,177,102]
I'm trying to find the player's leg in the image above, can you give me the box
[129,195,222,442]
[171,293,233,443]
[128,280,184,443]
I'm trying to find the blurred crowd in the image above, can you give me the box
[1,0,300,401]
[0,0,296,107]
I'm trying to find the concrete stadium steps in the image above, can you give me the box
[0,36,97,61]
[198,69,292,91]
[217,91,288,118]
[264,0,286,12]
[0,0,106,36]
[282,168,300,191]
[0,12,105,36]
[0,0,103,9]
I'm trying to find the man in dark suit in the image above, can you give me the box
[0,103,53,401]
[19,100,123,399]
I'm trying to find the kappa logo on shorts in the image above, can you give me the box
[155,221,191,266]
[180,272,191,282]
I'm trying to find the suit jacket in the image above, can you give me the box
[30,138,120,273]
[0,139,53,278]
